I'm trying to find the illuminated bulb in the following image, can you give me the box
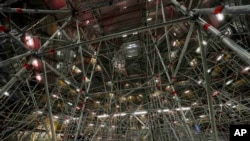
[128,44,137,48]
[72,65,82,74]
[36,74,42,82]
[192,102,198,106]
[147,17,152,21]
[56,63,61,69]
[216,54,224,61]
[120,113,127,116]
[197,80,203,84]
[196,47,201,54]
[148,0,153,1]
[176,107,190,111]
[27,39,34,47]
[199,115,206,118]
[243,66,250,71]
[190,58,197,67]
[173,32,177,36]
[157,110,163,113]
[225,28,232,35]
[114,113,127,117]
[37,110,43,114]
[76,106,81,110]
[172,40,179,47]
[125,83,130,87]
[97,114,109,118]
[54,116,59,119]
[184,90,190,94]
[25,35,34,47]
[76,88,81,92]
[120,97,126,102]
[216,13,224,21]
[133,32,138,35]
[52,94,59,99]
[241,66,250,74]
[57,31,61,36]
[89,57,97,65]
[109,93,114,98]
[67,102,73,106]
[170,51,177,59]
[172,41,177,46]
[158,109,169,113]
[3,91,9,96]
[32,59,39,68]
[212,91,220,96]
[95,101,100,104]
[122,34,127,38]
[207,68,212,73]
[89,123,94,126]
[133,111,147,115]
[202,40,207,46]
[155,79,160,83]
[57,51,62,56]
[86,20,90,25]
[163,109,169,112]
[25,35,31,40]
[106,81,112,86]
[95,65,102,72]
[225,80,233,85]
[64,80,71,85]
[64,119,70,124]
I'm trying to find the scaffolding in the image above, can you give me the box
[0,0,250,140]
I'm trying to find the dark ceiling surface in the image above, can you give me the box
[0,0,250,140]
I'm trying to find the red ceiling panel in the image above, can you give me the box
[44,0,66,10]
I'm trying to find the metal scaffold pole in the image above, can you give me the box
[197,26,218,141]
[42,59,57,141]
[193,5,250,15]
[160,0,173,75]
[173,22,195,78]
[0,51,33,67]
[0,8,71,14]
[2,0,250,140]
[0,67,27,96]
[74,42,101,141]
